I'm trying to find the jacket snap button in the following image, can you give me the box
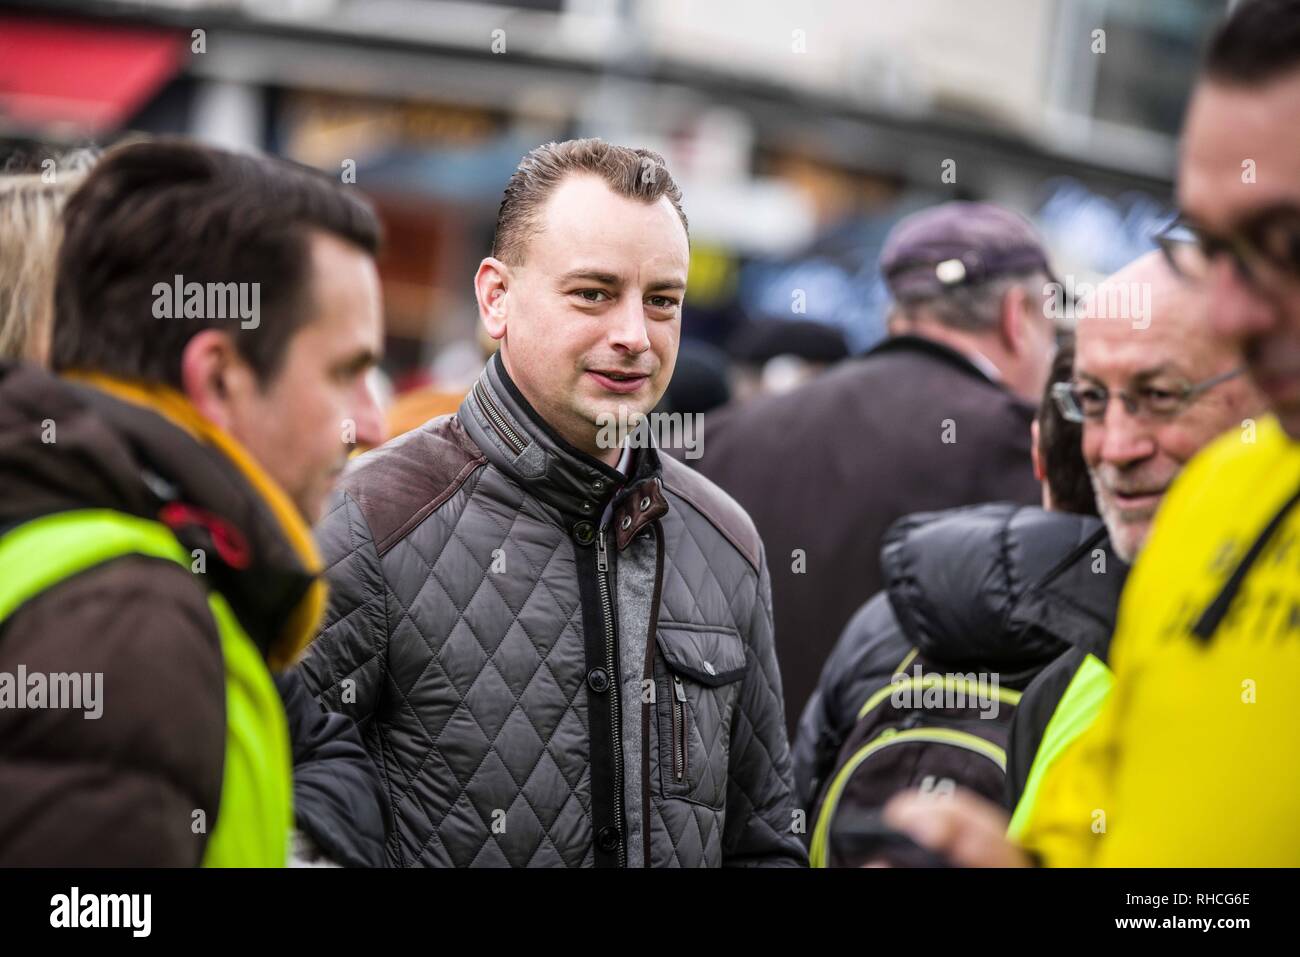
[573,521,595,545]
[592,479,606,494]
[596,825,620,852]
[620,515,632,531]
[587,668,610,693]
[580,501,593,513]
[639,496,651,510]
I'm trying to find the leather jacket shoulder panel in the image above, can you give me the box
[659,453,762,573]
[339,413,487,557]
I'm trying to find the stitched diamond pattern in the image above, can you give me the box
[304,451,804,868]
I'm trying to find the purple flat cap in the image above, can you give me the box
[880,201,1054,300]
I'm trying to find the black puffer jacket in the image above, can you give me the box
[792,503,1124,815]
[277,669,389,867]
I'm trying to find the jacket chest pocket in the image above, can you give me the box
[653,625,747,809]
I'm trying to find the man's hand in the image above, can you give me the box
[883,788,1034,868]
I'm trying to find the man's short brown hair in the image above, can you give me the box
[491,138,688,265]
[51,137,381,388]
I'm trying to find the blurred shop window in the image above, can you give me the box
[1045,0,1228,163]
[1092,0,1227,134]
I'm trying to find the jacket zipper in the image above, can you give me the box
[473,380,527,456]
[672,675,687,781]
[596,526,626,866]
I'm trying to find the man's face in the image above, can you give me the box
[1180,71,1300,438]
[483,174,689,461]
[227,230,384,521]
[1077,289,1257,562]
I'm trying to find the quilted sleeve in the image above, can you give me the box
[276,668,389,867]
[297,489,389,732]
[721,547,809,867]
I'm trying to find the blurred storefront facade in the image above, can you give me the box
[0,0,1229,389]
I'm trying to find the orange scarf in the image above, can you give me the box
[64,372,326,669]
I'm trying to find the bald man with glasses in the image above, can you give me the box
[1050,252,1260,565]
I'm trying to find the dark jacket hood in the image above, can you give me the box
[0,360,320,665]
[881,502,1126,670]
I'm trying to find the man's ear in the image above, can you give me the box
[998,285,1031,355]
[475,257,511,341]
[180,328,247,430]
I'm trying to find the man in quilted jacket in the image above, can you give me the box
[299,138,807,867]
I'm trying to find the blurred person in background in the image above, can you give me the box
[725,316,850,402]
[804,247,1261,863]
[300,138,805,868]
[0,150,94,363]
[695,201,1055,737]
[655,337,732,415]
[885,247,1264,867]
[383,334,495,441]
[797,339,1125,865]
[0,138,387,866]
[887,0,1300,866]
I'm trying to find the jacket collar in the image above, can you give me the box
[866,334,1008,388]
[61,371,326,669]
[1007,524,1127,661]
[459,352,668,545]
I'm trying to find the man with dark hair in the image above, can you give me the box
[300,138,805,867]
[695,202,1055,736]
[50,139,384,520]
[0,138,387,865]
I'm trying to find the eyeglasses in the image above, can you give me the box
[1155,213,1300,294]
[1051,367,1246,424]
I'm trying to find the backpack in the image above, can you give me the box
[808,648,1022,867]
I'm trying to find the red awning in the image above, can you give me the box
[0,16,186,134]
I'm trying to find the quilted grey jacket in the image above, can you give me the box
[298,354,805,868]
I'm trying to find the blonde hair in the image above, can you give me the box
[0,151,96,363]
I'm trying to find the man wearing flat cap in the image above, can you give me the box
[695,201,1057,765]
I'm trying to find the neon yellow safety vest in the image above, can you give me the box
[1005,653,1113,841]
[0,508,292,867]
